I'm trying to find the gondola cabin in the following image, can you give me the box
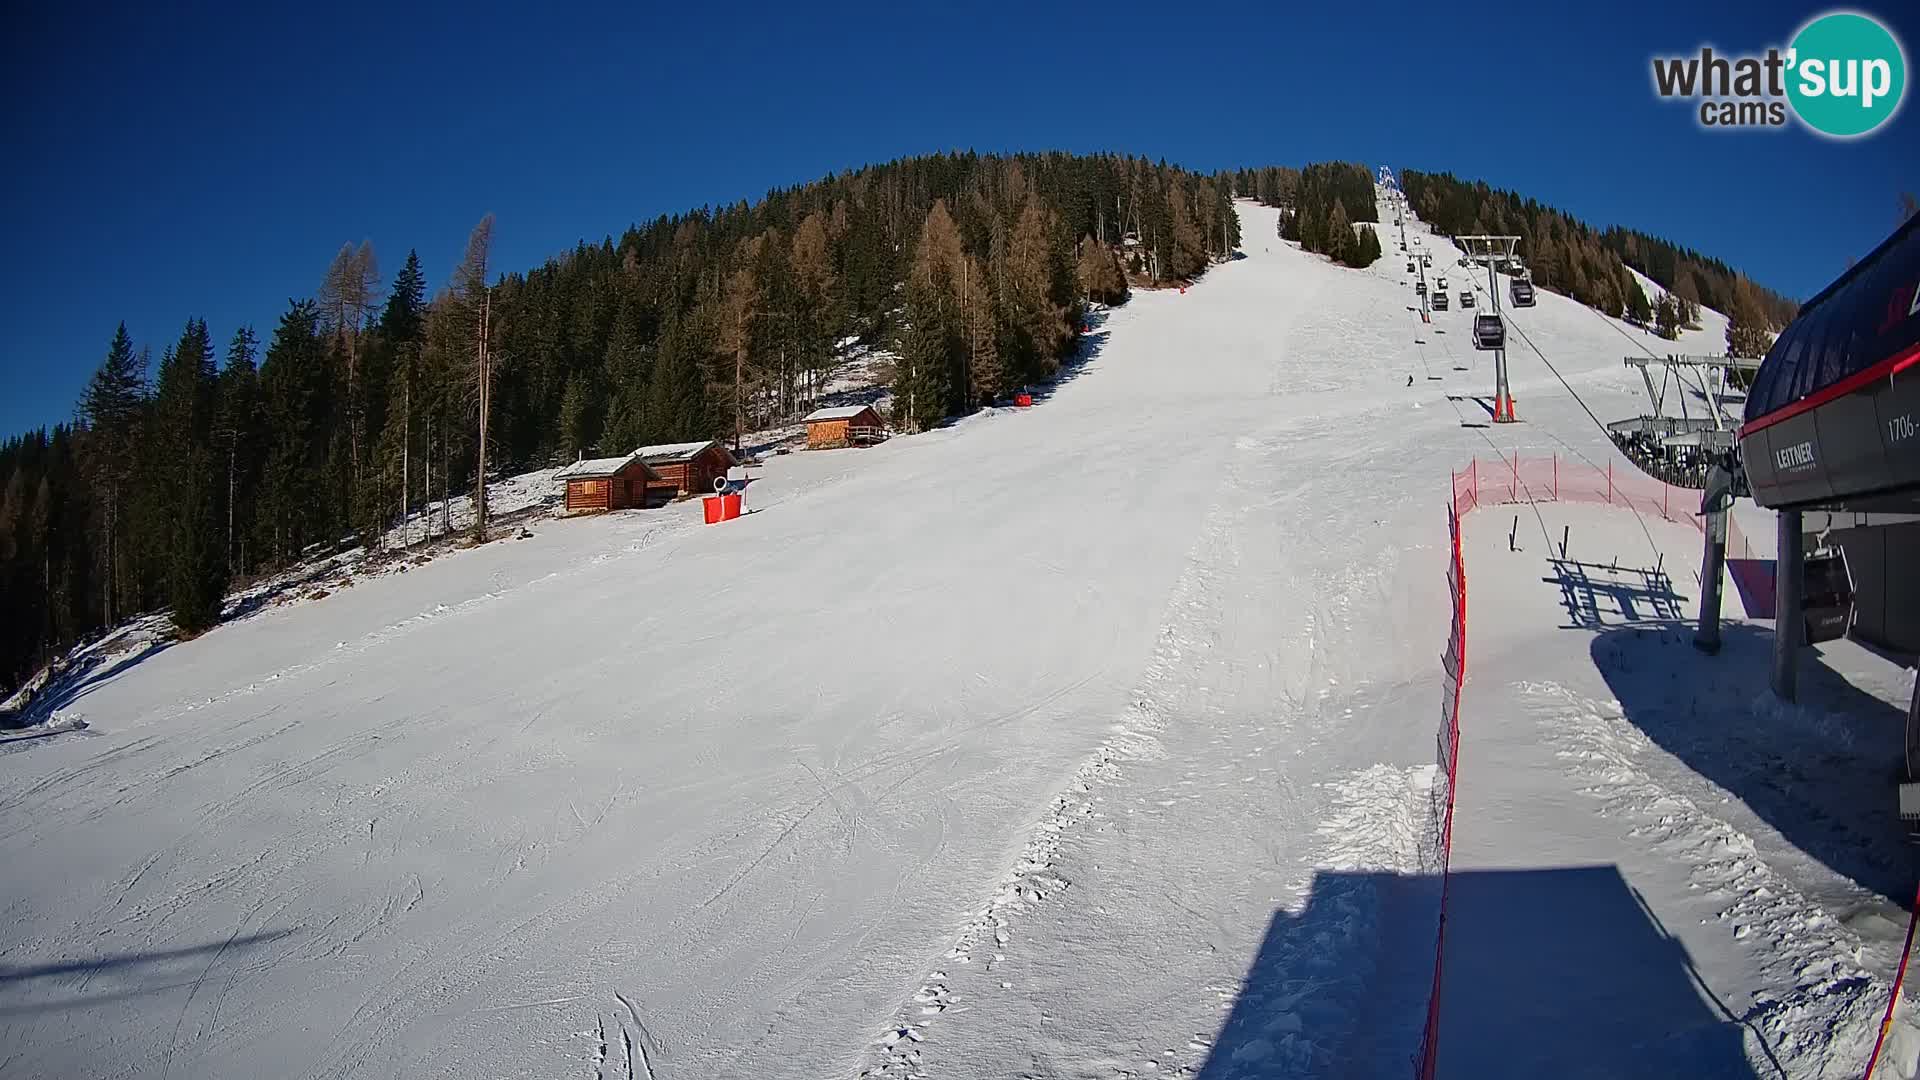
[1473,313,1505,350]
[803,405,886,450]
[1802,547,1856,645]
[555,452,660,513]
[1432,290,1449,311]
[1510,279,1536,307]
[636,440,737,499]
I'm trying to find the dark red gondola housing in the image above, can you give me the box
[1740,215,1920,513]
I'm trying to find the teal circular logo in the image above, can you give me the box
[1787,12,1906,137]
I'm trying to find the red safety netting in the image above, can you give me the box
[1449,453,1749,557]
[1414,501,1467,1080]
[1416,453,1739,1080]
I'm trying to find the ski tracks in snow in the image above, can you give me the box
[856,410,1439,1078]
[1526,679,1910,1077]
[856,473,1237,1079]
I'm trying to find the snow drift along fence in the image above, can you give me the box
[1417,452,1746,1079]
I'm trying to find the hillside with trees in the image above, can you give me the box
[0,152,1240,700]
[1399,170,1799,338]
[3,153,1807,702]
[1228,163,1382,267]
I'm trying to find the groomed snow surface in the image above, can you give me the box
[2,201,1912,1079]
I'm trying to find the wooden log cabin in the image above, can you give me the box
[635,440,736,498]
[555,452,660,513]
[802,405,886,450]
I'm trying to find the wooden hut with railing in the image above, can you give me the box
[803,405,887,450]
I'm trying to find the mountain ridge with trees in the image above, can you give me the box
[1398,169,1799,335]
[0,152,1801,700]
[1,151,1240,698]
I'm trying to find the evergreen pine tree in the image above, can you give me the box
[558,370,603,454]
[1166,182,1206,279]
[1625,276,1654,326]
[78,323,147,625]
[1346,224,1381,268]
[152,320,226,633]
[1325,199,1354,265]
[217,327,262,575]
[258,301,326,563]
[1654,292,1681,340]
[601,295,652,452]
[897,278,955,432]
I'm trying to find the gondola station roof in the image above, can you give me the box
[1740,214,1920,512]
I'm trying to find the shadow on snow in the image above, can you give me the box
[1589,622,1915,909]
[1195,867,1764,1079]
[0,929,295,1018]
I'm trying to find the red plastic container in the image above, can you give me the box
[1014,392,1033,408]
[721,493,743,520]
[703,495,724,524]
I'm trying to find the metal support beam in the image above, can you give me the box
[1695,505,1727,654]
[1460,235,1522,423]
[1772,509,1803,701]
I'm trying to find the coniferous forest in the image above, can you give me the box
[1,152,1242,698]
[1229,163,1384,267]
[1398,170,1799,335]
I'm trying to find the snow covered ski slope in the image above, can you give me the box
[0,201,1894,1078]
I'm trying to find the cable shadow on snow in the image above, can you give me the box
[1194,867,1760,1079]
[1590,622,1915,909]
[0,929,294,1017]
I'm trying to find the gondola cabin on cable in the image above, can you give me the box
[1509,278,1536,307]
[1739,212,1920,661]
[802,405,887,450]
[1431,289,1449,311]
[1460,290,1475,308]
[636,440,737,499]
[1473,313,1505,351]
[555,452,661,513]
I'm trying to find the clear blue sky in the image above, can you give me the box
[2,0,1914,436]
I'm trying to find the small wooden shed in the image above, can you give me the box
[636,440,736,498]
[803,405,886,450]
[555,452,660,513]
